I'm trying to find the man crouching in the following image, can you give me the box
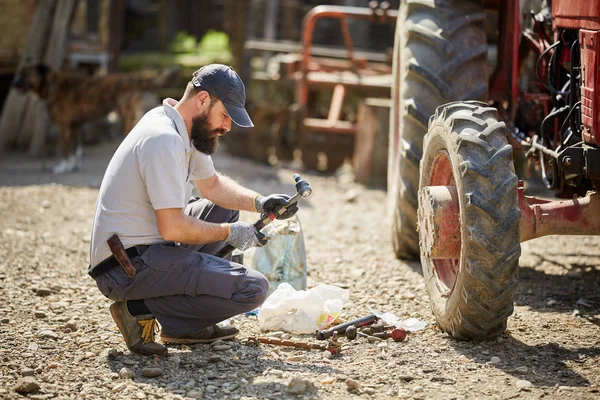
[88,64,298,355]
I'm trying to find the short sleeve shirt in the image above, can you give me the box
[89,98,216,268]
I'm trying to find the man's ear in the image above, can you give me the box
[195,90,209,109]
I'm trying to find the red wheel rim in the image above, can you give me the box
[427,151,460,293]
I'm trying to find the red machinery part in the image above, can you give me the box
[579,29,600,145]
[419,181,600,257]
[552,1,600,31]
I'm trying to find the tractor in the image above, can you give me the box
[388,0,600,339]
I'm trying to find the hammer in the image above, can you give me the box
[215,174,312,258]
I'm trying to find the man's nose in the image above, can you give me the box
[222,118,232,132]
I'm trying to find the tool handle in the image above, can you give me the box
[107,234,137,278]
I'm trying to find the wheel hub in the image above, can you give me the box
[418,186,461,260]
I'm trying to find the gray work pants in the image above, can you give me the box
[94,198,269,337]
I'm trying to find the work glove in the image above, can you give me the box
[254,194,299,220]
[226,221,268,251]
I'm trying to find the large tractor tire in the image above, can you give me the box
[419,102,521,340]
[388,0,488,259]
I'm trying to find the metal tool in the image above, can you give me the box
[345,325,357,340]
[216,174,312,258]
[373,328,407,342]
[315,314,377,340]
[248,336,341,354]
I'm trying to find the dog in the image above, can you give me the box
[13,64,179,173]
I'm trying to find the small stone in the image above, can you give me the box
[287,378,313,395]
[13,377,40,393]
[34,311,47,319]
[267,331,284,338]
[281,333,291,340]
[64,322,77,331]
[515,366,528,374]
[346,379,361,391]
[364,387,376,395]
[122,358,137,366]
[37,330,58,340]
[1,318,9,323]
[490,356,501,365]
[107,349,119,359]
[119,367,134,379]
[21,368,35,377]
[212,344,232,351]
[47,363,59,369]
[209,356,225,363]
[141,367,163,378]
[516,379,532,390]
[35,288,52,296]
[187,389,204,398]
[320,376,335,384]
[323,351,333,359]
[547,299,557,306]
[269,369,284,377]
[112,382,127,392]
[413,386,424,393]
[205,385,218,393]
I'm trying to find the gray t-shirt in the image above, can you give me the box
[89,98,215,268]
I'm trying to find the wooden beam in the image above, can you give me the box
[28,0,78,156]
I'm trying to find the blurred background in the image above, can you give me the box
[0,0,399,183]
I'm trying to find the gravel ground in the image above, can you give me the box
[1,140,599,399]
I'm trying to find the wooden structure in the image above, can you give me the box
[353,98,391,187]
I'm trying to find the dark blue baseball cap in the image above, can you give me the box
[191,64,254,128]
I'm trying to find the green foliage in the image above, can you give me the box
[169,31,198,54]
[168,30,231,56]
[120,30,233,73]
[197,30,230,54]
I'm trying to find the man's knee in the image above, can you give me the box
[234,269,269,308]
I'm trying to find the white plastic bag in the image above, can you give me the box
[244,216,307,294]
[258,282,350,334]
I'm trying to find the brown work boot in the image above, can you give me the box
[109,302,168,356]
[160,325,239,344]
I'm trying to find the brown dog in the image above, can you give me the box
[13,64,179,173]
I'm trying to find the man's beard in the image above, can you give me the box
[190,112,225,155]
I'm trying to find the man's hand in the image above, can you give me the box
[226,222,268,251]
[255,194,299,220]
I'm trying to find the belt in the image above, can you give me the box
[88,246,142,279]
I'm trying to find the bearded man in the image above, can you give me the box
[88,64,298,355]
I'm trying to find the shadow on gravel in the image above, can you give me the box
[450,336,600,389]
[516,264,600,325]
[106,342,339,397]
